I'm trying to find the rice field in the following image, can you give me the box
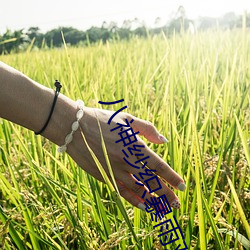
[0,29,249,250]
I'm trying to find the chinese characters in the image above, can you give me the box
[99,98,187,250]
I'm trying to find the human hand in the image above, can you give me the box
[66,107,186,210]
[0,62,185,210]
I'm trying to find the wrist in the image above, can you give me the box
[42,93,79,146]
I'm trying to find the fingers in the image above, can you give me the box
[116,173,153,210]
[116,172,181,210]
[140,147,186,191]
[128,115,168,144]
[130,168,179,205]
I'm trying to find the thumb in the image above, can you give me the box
[129,115,168,144]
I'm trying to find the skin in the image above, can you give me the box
[0,61,185,210]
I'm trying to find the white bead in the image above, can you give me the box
[57,100,85,154]
[72,121,79,131]
[65,133,73,144]
[57,145,67,153]
[76,100,84,108]
[76,109,84,120]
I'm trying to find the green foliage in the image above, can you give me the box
[0,30,250,249]
[1,12,250,54]
[0,29,29,54]
[45,27,86,47]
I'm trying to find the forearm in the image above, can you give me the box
[0,62,186,210]
[0,61,77,145]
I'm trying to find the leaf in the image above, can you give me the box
[227,177,250,240]
[218,229,250,250]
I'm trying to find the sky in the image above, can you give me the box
[0,0,249,34]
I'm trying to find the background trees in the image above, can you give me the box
[0,11,249,54]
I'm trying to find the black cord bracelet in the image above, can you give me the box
[35,80,62,135]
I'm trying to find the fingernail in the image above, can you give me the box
[138,203,146,211]
[158,134,168,143]
[178,182,186,191]
[170,199,181,209]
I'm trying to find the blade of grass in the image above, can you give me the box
[227,177,250,239]
[79,123,142,249]
[0,206,26,250]
[201,193,224,250]
[218,229,250,250]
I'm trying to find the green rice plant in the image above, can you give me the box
[0,29,249,249]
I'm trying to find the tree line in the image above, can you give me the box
[0,10,249,54]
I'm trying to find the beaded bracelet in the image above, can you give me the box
[57,100,85,153]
